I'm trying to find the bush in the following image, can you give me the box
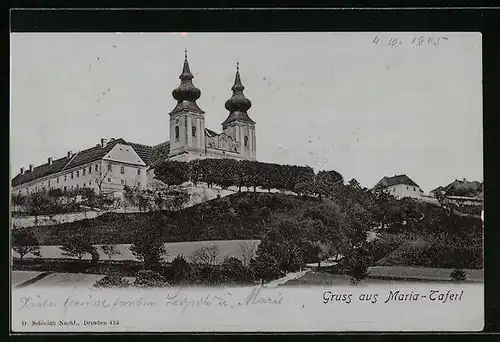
[165,255,192,283]
[94,274,131,288]
[134,270,168,287]
[220,257,254,283]
[450,268,467,281]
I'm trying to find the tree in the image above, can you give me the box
[60,234,96,260]
[101,244,120,262]
[129,224,167,271]
[93,164,111,195]
[168,255,192,283]
[250,253,284,284]
[256,218,308,272]
[154,161,190,187]
[190,245,220,265]
[12,228,41,260]
[239,241,258,266]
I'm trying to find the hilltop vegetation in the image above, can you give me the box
[25,182,482,271]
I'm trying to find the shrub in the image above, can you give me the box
[250,254,285,283]
[134,270,168,287]
[220,257,254,283]
[450,269,467,281]
[165,255,192,283]
[344,247,371,284]
[94,274,131,288]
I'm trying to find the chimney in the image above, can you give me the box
[20,167,24,175]
[67,151,72,158]
[29,164,33,172]
[101,138,108,147]
[48,157,53,165]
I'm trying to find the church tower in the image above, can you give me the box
[222,63,257,160]
[168,49,206,161]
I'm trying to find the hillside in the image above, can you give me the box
[30,192,327,245]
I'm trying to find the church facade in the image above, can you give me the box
[11,51,257,196]
[168,50,256,162]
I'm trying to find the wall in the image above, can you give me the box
[385,184,423,200]
[169,112,206,158]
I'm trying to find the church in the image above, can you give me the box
[11,50,257,196]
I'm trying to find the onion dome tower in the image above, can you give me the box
[168,49,207,161]
[170,49,205,115]
[222,62,256,160]
[222,62,255,127]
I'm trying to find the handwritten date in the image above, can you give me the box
[373,35,446,48]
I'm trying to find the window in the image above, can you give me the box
[64,175,67,182]
[76,170,79,177]
[175,126,180,141]
[108,164,112,172]
[89,166,92,174]
[137,168,141,175]
[406,186,409,190]
[95,165,99,171]
[84,182,86,187]
[89,180,92,184]
[120,166,125,174]
[121,179,124,185]
[83,169,86,176]
[192,125,197,137]
[108,178,111,182]
[244,135,249,147]
[64,186,67,191]
[57,178,59,184]
[71,172,74,179]
[137,181,140,187]
[76,184,79,189]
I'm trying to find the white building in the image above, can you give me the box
[11,138,153,196]
[11,50,258,196]
[373,174,423,200]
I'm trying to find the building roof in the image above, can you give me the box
[434,179,483,197]
[205,128,219,138]
[374,174,420,189]
[12,138,170,187]
[12,156,70,187]
[63,138,125,171]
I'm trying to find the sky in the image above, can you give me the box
[10,32,483,192]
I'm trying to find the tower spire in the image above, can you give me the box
[223,63,254,127]
[170,50,204,115]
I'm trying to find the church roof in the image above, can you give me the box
[170,49,204,115]
[205,128,219,138]
[222,63,255,126]
[374,174,420,189]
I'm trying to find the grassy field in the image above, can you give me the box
[20,239,261,264]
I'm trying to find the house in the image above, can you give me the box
[373,174,423,200]
[11,138,170,196]
[429,178,483,207]
[11,50,258,196]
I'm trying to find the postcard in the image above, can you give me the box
[10,31,483,332]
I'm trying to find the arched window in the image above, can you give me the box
[244,135,249,147]
[192,125,197,137]
[175,126,180,142]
